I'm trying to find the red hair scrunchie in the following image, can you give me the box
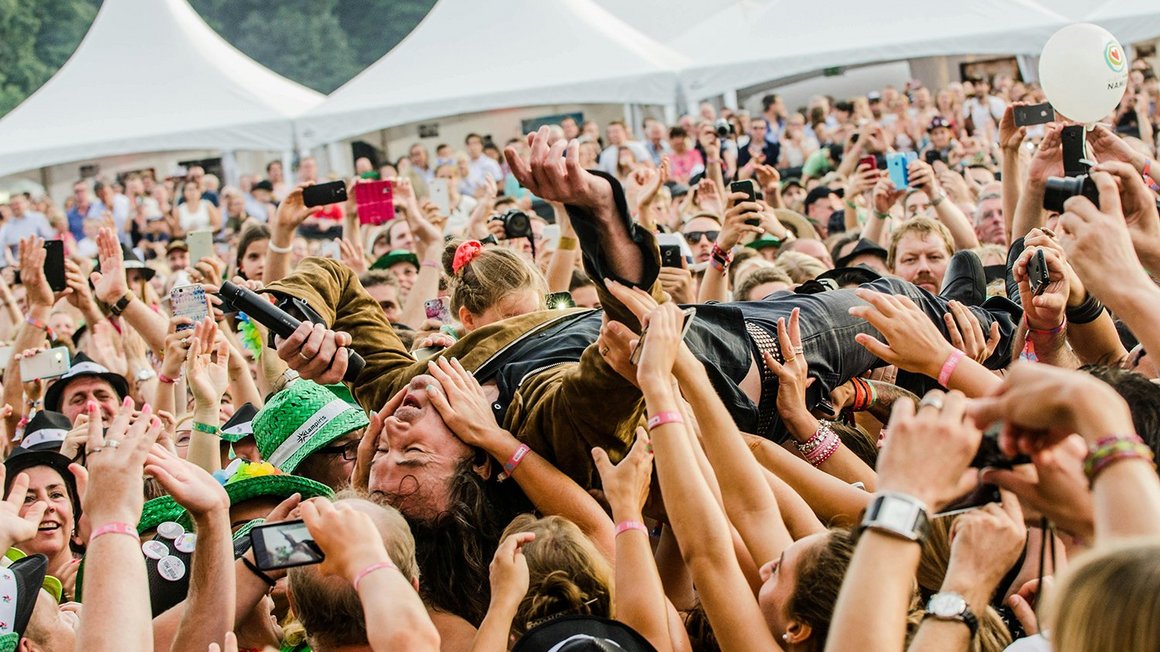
[452,240,484,275]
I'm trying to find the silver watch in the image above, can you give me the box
[925,592,978,637]
[860,491,930,542]
[135,368,157,382]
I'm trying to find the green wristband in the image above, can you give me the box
[192,422,219,435]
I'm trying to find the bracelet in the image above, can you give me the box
[708,256,728,273]
[1026,316,1066,336]
[1144,159,1160,192]
[241,555,277,587]
[497,443,531,482]
[353,560,397,593]
[267,239,293,254]
[710,243,732,268]
[1066,294,1106,325]
[647,411,683,431]
[26,316,55,341]
[795,423,840,466]
[158,373,179,384]
[421,260,440,269]
[931,192,947,207]
[844,199,859,210]
[89,522,139,544]
[874,209,892,220]
[1084,434,1155,482]
[615,520,649,536]
[557,236,579,251]
[192,422,219,435]
[937,349,965,387]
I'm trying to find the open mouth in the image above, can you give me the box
[402,394,422,409]
[38,523,61,533]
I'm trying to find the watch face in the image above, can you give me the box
[930,593,966,618]
[877,496,919,530]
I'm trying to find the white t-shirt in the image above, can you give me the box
[178,199,213,232]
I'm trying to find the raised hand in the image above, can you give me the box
[1027,123,1064,184]
[274,322,352,385]
[299,498,391,584]
[717,193,765,249]
[1057,170,1150,301]
[18,237,59,309]
[945,492,1027,593]
[71,399,163,526]
[635,303,685,387]
[1012,246,1068,331]
[981,434,1093,539]
[760,309,814,425]
[848,289,957,379]
[1088,160,1160,268]
[338,238,369,275]
[145,444,229,518]
[353,389,405,492]
[872,176,904,215]
[592,429,653,520]
[185,318,230,408]
[504,127,612,210]
[998,103,1028,153]
[596,316,639,387]
[488,532,534,612]
[89,227,129,304]
[696,178,723,216]
[943,300,1001,363]
[273,185,314,233]
[63,257,96,313]
[0,467,46,551]
[160,316,194,381]
[424,357,506,448]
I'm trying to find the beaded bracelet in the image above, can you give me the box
[1084,434,1155,483]
[90,522,139,544]
[810,435,841,466]
[497,444,531,482]
[796,422,840,466]
[615,520,649,537]
[353,560,398,593]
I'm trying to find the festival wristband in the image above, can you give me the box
[1084,434,1155,482]
[158,373,179,385]
[89,522,139,544]
[647,411,683,431]
[267,239,293,254]
[615,520,649,537]
[498,444,531,482]
[937,349,964,387]
[1026,316,1066,336]
[353,560,398,593]
[192,422,219,435]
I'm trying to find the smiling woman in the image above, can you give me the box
[4,449,82,601]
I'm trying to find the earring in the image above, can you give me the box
[782,633,790,642]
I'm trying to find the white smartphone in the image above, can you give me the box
[187,230,214,265]
[170,284,209,331]
[0,345,12,374]
[428,178,451,216]
[20,347,71,383]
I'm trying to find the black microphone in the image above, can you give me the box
[219,281,366,383]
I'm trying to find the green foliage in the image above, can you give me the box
[0,0,434,116]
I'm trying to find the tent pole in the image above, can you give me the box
[282,150,295,186]
[220,150,240,188]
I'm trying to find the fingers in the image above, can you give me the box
[853,332,895,361]
[266,493,302,523]
[591,447,612,477]
[4,471,28,508]
[85,400,104,452]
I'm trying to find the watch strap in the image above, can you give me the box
[924,594,979,637]
[109,292,134,316]
[860,491,931,542]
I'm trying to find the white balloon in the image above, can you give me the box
[1039,23,1128,124]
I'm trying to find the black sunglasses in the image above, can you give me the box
[682,230,719,245]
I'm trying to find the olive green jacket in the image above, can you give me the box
[266,258,649,487]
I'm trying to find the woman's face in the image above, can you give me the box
[183,183,199,204]
[240,238,268,280]
[18,466,76,559]
[757,531,826,640]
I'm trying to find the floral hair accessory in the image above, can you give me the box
[452,240,484,275]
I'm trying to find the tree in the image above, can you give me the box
[0,0,98,117]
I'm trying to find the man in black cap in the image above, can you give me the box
[42,353,129,423]
[0,555,78,652]
[833,238,890,275]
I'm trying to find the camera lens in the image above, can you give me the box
[503,210,532,239]
[1042,175,1087,213]
[714,118,731,139]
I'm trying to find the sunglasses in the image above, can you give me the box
[682,230,719,245]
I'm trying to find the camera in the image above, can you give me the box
[1042,175,1099,213]
[713,118,732,139]
[491,208,533,240]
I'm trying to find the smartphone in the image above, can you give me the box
[937,483,1003,517]
[249,519,324,571]
[730,180,761,227]
[923,150,942,165]
[187,230,213,266]
[424,297,451,322]
[858,154,878,171]
[630,307,696,366]
[885,152,916,189]
[170,285,209,331]
[1060,124,1087,177]
[428,178,452,216]
[20,347,70,383]
[546,291,576,310]
[970,423,1032,469]
[656,233,691,269]
[302,180,348,208]
[354,179,395,226]
[43,240,66,293]
[1027,249,1049,296]
[1013,102,1055,127]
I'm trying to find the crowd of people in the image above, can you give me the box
[0,57,1157,652]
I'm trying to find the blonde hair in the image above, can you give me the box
[501,514,613,637]
[1047,539,1160,652]
[775,250,827,284]
[442,240,547,318]
[887,217,954,269]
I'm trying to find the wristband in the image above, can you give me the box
[192,422,219,435]
[1144,159,1160,193]
[497,444,531,482]
[25,316,55,341]
[647,411,683,431]
[557,236,579,251]
[844,199,859,210]
[353,560,397,593]
[267,239,293,254]
[421,260,440,269]
[937,349,965,388]
[241,556,277,587]
[874,210,891,220]
[158,373,179,385]
[1084,434,1155,482]
[1026,316,1065,336]
[931,192,947,207]
[615,520,649,536]
[1066,294,1105,325]
[89,522,139,544]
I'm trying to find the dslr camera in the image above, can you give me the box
[714,118,733,139]
[491,208,533,240]
[1042,175,1099,213]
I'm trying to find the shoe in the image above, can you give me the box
[939,249,986,306]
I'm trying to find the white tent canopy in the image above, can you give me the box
[669,0,1071,101]
[0,0,323,179]
[1084,0,1160,46]
[295,0,690,150]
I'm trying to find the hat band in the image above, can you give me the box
[0,567,18,635]
[64,361,112,379]
[20,429,68,449]
[267,399,353,469]
[222,421,253,438]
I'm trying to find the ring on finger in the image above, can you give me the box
[105,440,121,450]
[599,347,610,356]
[88,447,103,455]
[918,395,945,411]
[298,351,313,361]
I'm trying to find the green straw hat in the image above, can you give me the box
[370,249,419,272]
[138,496,185,535]
[252,381,369,474]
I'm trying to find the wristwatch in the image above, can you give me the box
[925,592,978,637]
[109,292,134,316]
[135,368,157,382]
[860,491,930,542]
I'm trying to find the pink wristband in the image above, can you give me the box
[1026,316,1066,336]
[937,349,965,387]
[647,411,683,431]
[615,520,649,536]
[352,560,397,593]
[498,444,531,482]
[89,522,139,544]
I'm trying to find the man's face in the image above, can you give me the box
[390,262,418,294]
[59,377,120,423]
[891,232,949,293]
[561,119,579,139]
[974,198,1006,246]
[975,81,989,98]
[606,124,627,146]
[297,431,360,490]
[73,184,89,205]
[410,146,428,168]
[369,375,473,519]
[298,158,317,182]
[783,185,806,208]
[789,239,833,268]
[750,119,767,141]
[268,162,283,181]
[388,220,414,252]
[466,137,483,157]
[9,196,27,216]
[914,88,931,108]
[904,190,933,219]
[681,216,720,263]
[806,194,837,234]
[367,283,401,323]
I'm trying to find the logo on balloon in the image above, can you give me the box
[1105,42,1125,73]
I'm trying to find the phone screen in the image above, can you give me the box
[424,297,451,322]
[302,180,348,208]
[354,180,395,226]
[429,179,452,216]
[250,520,324,571]
[44,240,66,292]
